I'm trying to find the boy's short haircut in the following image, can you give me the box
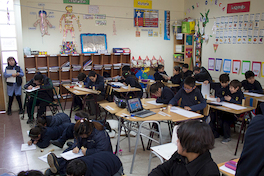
[34,73,44,81]
[174,66,181,72]
[219,73,230,83]
[155,64,164,71]
[37,117,46,126]
[88,71,96,77]
[177,120,214,154]
[66,159,87,176]
[245,71,255,79]
[193,67,201,71]
[184,76,195,87]
[77,73,87,81]
[150,82,165,94]
[18,170,44,176]
[230,79,242,89]
[122,65,131,72]
[182,64,189,69]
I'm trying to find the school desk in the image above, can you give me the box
[217,158,239,176]
[244,93,264,102]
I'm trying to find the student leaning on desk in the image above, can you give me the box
[193,66,212,85]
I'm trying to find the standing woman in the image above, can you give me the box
[4,57,24,115]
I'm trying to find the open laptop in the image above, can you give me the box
[127,98,156,118]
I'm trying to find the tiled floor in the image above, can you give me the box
[0,104,245,176]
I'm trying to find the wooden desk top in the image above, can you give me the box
[244,94,264,102]
[113,87,141,93]
[62,84,100,96]
[164,82,180,88]
[142,98,168,109]
[217,158,239,176]
[99,102,124,114]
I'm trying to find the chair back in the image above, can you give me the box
[244,97,258,109]
[203,104,210,116]
[171,125,179,144]
[53,86,60,96]
[177,98,182,106]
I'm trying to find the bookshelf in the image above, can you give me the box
[173,33,194,70]
[24,53,131,97]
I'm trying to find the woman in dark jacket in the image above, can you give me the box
[149,120,220,176]
[4,57,24,115]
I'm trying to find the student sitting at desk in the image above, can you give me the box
[119,65,135,83]
[168,77,206,112]
[169,66,182,85]
[193,66,212,85]
[24,73,53,124]
[181,64,193,82]
[85,71,105,116]
[150,82,174,104]
[122,70,143,98]
[242,70,263,94]
[149,120,220,176]
[154,64,168,82]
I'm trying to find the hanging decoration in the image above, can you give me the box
[151,56,158,67]
[113,18,117,35]
[213,44,218,52]
[158,56,164,65]
[33,9,53,37]
[137,56,144,67]
[144,56,151,67]
[131,56,138,68]
[194,9,211,44]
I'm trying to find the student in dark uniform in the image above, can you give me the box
[65,151,123,176]
[149,120,220,176]
[181,64,193,81]
[37,113,71,127]
[242,70,263,94]
[119,65,135,83]
[150,82,174,104]
[169,66,182,84]
[168,77,206,112]
[73,73,89,111]
[193,66,212,84]
[18,170,44,176]
[122,70,143,98]
[154,65,168,82]
[24,73,53,124]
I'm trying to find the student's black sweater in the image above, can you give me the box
[194,67,212,83]
[225,90,244,104]
[181,70,193,81]
[242,80,263,94]
[169,88,206,112]
[125,76,143,98]
[213,83,231,101]
[86,74,105,96]
[170,74,182,84]
[154,71,168,82]
[156,87,175,104]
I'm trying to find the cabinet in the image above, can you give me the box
[173,33,194,70]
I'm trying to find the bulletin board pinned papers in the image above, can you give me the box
[208,58,215,71]
[252,61,261,76]
[232,60,241,74]
[223,59,231,73]
[215,58,222,71]
[262,62,264,77]
[242,60,250,74]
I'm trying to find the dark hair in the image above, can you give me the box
[37,117,47,126]
[182,64,189,69]
[219,74,230,83]
[7,56,17,66]
[29,124,46,139]
[184,76,195,87]
[245,70,255,79]
[122,70,138,82]
[155,64,164,71]
[18,170,44,176]
[77,73,87,81]
[34,73,44,82]
[75,110,89,121]
[122,65,131,72]
[193,67,201,71]
[230,79,242,89]
[66,159,87,176]
[174,66,180,72]
[88,71,96,77]
[150,82,165,94]
[177,120,214,154]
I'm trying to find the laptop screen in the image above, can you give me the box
[127,98,142,112]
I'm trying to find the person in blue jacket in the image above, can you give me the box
[46,118,112,175]
[168,76,206,112]
[150,82,174,104]
[236,114,264,176]
[85,71,105,115]
[122,70,143,98]
[27,122,73,148]
[242,70,263,94]
[4,57,24,115]
[37,113,71,127]
[154,65,168,82]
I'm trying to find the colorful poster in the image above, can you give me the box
[215,30,219,44]
[259,29,264,44]
[248,29,252,44]
[237,30,242,44]
[233,15,238,29]
[228,16,233,29]
[262,62,264,77]
[250,14,255,22]
[148,30,153,37]
[242,30,247,44]
[228,30,232,44]
[134,0,152,9]
[223,59,231,73]
[63,0,89,4]
[220,31,223,44]
[185,48,192,58]
[134,9,158,27]
[252,61,261,76]
[242,60,250,74]
[164,11,170,40]
[253,30,258,44]
[208,58,215,71]
[232,60,241,74]
[232,30,237,44]
[224,30,228,44]
[215,58,222,71]
[227,1,250,14]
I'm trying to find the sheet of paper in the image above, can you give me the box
[220,165,236,175]
[201,83,210,98]
[206,97,217,101]
[211,102,247,110]
[25,87,40,92]
[223,59,231,73]
[252,62,261,76]
[233,61,240,74]
[6,70,16,83]
[215,58,222,71]
[110,82,125,87]
[208,58,215,71]
[21,144,36,151]
[38,152,51,163]
[170,107,200,118]
[244,92,264,97]
[105,105,114,110]
[60,150,84,160]
[146,100,164,106]
[242,61,250,74]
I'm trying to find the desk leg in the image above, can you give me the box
[69,94,75,118]
[21,94,28,120]
[130,122,142,174]
[64,92,69,110]
[116,116,121,157]
[128,122,131,152]
[31,91,38,120]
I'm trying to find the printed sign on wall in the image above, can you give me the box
[63,0,89,5]
[227,1,250,14]
[134,0,152,9]
[134,9,158,28]
[164,11,170,40]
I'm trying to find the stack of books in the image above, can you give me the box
[72,64,81,71]
[113,63,121,70]
[61,61,70,72]
[61,79,71,84]
[104,64,112,70]
[49,66,59,72]
[122,63,130,66]
[72,78,79,84]
[26,68,36,74]
[83,60,92,71]
[52,80,60,87]
[94,64,103,70]
[38,67,48,73]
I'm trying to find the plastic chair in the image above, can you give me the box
[148,125,178,173]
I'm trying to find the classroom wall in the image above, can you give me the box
[184,0,264,86]
[20,0,185,76]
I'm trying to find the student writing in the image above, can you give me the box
[150,82,174,104]
[242,70,263,94]
[122,70,143,98]
[193,66,212,85]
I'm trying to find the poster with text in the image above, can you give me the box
[208,58,215,71]
[232,60,241,74]
[242,60,250,74]
[232,30,237,44]
[242,30,247,44]
[223,59,231,73]
[215,58,222,71]
[237,30,242,44]
[253,30,258,44]
[134,9,159,28]
[259,29,264,44]
[252,61,261,76]
[164,11,170,40]
[248,29,252,44]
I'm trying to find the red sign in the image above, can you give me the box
[227,1,250,14]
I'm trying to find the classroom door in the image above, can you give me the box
[0,61,6,111]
